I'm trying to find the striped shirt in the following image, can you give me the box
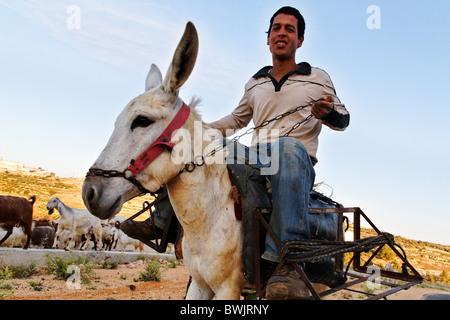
[209,62,350,165]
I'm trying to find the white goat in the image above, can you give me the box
[54,228,77,249]
[101,216,125,250]
[110,227,144,252]
[47,197,103,250]
[101,216,143,251]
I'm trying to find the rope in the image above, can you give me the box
[280,232,396,264]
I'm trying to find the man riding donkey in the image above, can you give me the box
[120,6,350,300]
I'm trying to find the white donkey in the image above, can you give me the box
[82,22,246,299]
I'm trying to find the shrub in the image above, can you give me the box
[0,267,14,300]
[440,270,450,284]
[45,254,96,282]
[0,266,13,281]
[29,281,43,291]
[8,262,38,279]
[0,283,13,300]
[137,261,161,282]
[165,260,180,269]
[376,245,396,261]
[101,257,122,269]
[46,255,73,280]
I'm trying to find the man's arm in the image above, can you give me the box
[311,69,350,130]
[208,89,253,136]
[312,95,350,130]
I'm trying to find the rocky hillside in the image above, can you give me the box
[0,170,153,221]
[1,169,449,285]
[346,225,450,285]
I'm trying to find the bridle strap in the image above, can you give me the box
[86,102,191,196]
[128,102,191,176]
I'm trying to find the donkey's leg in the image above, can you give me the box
[185,278,214,300]
[215,273,245,300]
[215,286,242,300]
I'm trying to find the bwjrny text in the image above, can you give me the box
[180,304,270,317]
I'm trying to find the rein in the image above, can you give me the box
[86,98,323,195]
[177,98,324,175]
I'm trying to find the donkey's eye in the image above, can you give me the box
[131,116,154,131]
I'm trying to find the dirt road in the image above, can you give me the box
[2,260,449,300]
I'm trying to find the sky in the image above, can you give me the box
[0,0,449,245]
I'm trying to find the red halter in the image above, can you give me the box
[128,102,191,176]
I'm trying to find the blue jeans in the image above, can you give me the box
[254,138,316,263]
[150,186,172,230]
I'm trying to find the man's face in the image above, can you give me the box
[267,13,304,61]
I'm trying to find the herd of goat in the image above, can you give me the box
[0,194,144,252]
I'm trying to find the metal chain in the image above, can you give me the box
[87,98,323,192]
[86,168,154,196]
[179,98,323,175]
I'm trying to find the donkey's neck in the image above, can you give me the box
[166,163,232,232]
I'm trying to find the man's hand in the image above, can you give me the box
[311,95,334,119]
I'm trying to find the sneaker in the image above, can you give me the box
[265,264,310,300]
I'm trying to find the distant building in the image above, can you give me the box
[0,156,51,176]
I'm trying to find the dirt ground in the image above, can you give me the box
[2,260,449,300]
[3,260,190,300]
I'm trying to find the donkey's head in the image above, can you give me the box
[82,22,199,220]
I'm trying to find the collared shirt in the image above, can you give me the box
[209,63,350,165]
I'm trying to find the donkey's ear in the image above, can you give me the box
[163,22,199,94]
[145,64,163,92]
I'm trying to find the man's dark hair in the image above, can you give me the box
[267,6,306,39]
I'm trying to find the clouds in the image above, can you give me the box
[3,0,255,82]
[2,0,183,70]
[41,1,258,120]
[0,0,255,170]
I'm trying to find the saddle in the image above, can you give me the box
[225,139,347,288]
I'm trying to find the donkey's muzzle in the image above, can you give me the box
[82,178,123,220]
